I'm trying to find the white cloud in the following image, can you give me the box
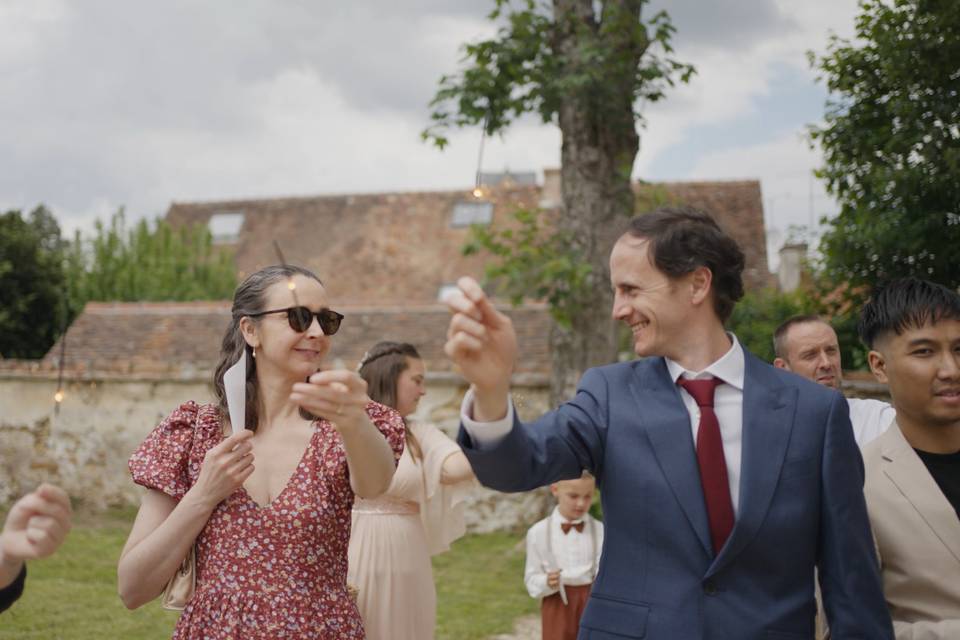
[0,0,864,252]
[636,0,860,167]
[684,128,838,269]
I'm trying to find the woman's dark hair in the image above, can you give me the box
[358,341,423,460]
[624,206,745,323]
[213,264,324,431]
[858,277,960,348]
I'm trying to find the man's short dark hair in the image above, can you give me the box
[773,314,827,359]
[624,206,745,322]
[857,277,960,348]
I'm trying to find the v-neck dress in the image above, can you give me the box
[128,401,405,640]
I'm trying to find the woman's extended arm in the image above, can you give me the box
[291,370,397,498]
[440,450,475,485]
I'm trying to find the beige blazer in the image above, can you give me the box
[863,422,960,639]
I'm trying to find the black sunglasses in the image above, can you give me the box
[248,306,344,335]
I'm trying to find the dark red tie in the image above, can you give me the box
[561,521,584,535]
[677,377,734,555]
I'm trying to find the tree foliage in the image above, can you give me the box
[727,284,870,370]
[67,209,236,305]
[0,207,236,360]
[426,0,693,402]
[810,0,960,292]
[0,207,69,358]
[464,207,592,328]
[423,0,693,148]
[727,288,817,363]
[464,183,675,329]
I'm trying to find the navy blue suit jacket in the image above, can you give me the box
[458,351,893,640]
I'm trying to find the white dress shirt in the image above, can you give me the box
[524,507,604,599]
[846,398,895,449]
[462,336,748,514]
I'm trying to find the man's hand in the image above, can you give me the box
[444,276,517,420]
[0,484,73,588]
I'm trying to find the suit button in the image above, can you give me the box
[703,580,718,596]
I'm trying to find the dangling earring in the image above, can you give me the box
[251,347,256,359]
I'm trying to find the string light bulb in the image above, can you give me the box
[54,390,64,404]
[472,187,484,199]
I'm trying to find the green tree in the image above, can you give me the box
[0,206,69,358]
[68,209,236,304]
[426,0,693,402]
[727,282,871,371]
[727,288,816,363]
[810,0,960,292]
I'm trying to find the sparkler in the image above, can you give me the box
[53,303,68,414]
[272,239,301,307]
[270,240,323,422]
[472,113,490,199]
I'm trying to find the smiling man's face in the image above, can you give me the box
[868,318,960,431]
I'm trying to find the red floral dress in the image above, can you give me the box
[129,401,405,639]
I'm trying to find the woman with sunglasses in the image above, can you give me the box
[118,265,404,639]
[347,341,476,640]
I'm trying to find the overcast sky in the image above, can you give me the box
[0,0,860,268]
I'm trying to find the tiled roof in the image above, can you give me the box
[652,180,769,289]
[38,301,552,379]
[167,186,543,306]
[35,177,766,376]
[166,177,769,304]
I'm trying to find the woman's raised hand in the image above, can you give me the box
[290,369,371,433]
[189,430,255,510]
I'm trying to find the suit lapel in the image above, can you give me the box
[631,358,713,559]
[709,354,796,576]
[881,423,960,565]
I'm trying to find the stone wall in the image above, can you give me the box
[2,365,892,531]
[0,368,554,533]
[0,370,212,507]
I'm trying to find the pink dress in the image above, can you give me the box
[347,420,474,640]
[129,401,405,640]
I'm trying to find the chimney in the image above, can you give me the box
[540,168,561,208]
[778,243,807,293]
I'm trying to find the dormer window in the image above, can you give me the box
[208,212,245,244]
[450,201,493,228]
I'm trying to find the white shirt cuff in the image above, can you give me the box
[460,387,515,448]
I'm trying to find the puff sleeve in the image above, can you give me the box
[364,401,407,465]
[128,401,203,501]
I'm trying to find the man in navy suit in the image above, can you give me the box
[444,207,892,639]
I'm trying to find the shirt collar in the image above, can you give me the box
[665,333,745,391]
[551,506,584,525]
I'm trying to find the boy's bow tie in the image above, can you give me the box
[561,521,584,534]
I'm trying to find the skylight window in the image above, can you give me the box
[450,201,493,228]
[208,212,245,244]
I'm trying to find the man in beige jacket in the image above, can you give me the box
[858,278,960,639]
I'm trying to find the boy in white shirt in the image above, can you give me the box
[524,473,603,640]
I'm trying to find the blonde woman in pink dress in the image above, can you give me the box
[348,342,476,640]
[117,265,404,639]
